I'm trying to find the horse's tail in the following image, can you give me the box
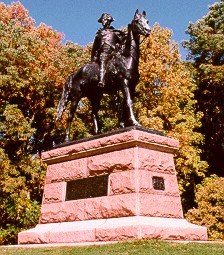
[56,73,74,121]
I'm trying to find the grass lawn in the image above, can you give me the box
[1,240,224,255]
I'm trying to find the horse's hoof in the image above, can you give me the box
[128,119,141,127]
[64,137,71,143]
[122,118,141,128]
[133,121,141,127]
[93,130,98,135]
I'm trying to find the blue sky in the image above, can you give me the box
[2,0,217,59]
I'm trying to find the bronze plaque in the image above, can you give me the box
[66,174,109,201]
[152,176,165,190]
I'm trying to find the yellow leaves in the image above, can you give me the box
[186,175,224,240]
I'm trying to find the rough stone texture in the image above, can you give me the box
[42,182,67,204]
[140,217,208,241]
[41,128,179,165]
[18,127,207,244]
[39,194,138,224]
[138,147,175,174]
[87,148,136,174]
[109,170,180,196]
[95,226,139,241]
[18,216,208,244]
[40,192,183,223]
[18,221,96,244]
[109,171,137,195]
[139,194,183,218]
[138,170,180,196]
[137,131,179,149]
[45,158,88,184]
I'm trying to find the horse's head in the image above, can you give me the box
[132,9,151,37]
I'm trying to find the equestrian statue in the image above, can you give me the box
[56,9,151,141]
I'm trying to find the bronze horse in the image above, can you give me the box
[56,10,151,141]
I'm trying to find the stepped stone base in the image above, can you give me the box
[18,216,207,244]
[18,126,208,244]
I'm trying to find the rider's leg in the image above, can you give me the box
[99,55,107,88]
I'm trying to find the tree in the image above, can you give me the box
[0,105,46,244]
[136,24,208,211]
[183,0,224,176]
[0,2,91,152]
[0,2,90,244]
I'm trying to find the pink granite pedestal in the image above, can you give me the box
[18,127,207,244]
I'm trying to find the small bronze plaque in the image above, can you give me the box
[152,176,165,190]
[66,174,109,201]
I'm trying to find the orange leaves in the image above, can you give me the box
[0,1,92,150]
[0,2,34,29]
[37,23,64,45]
[0,3,66,113]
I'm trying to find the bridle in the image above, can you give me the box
[123,19,149,55]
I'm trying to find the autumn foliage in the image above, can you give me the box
[183,0,224,177]
[182,0,224,239]
[0,1,223,244]
[137,25,207,209]
[0,2,90,244]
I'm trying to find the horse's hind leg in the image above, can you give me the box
[65,96,80,142]
[89,92,102,134]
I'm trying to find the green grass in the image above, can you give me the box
[1,240,224,255]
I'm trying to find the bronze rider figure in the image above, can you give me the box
[91,13,124,88]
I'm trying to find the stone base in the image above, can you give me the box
[18,127,208,244]
[18,216,207,244]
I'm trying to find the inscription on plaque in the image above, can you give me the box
[152,176,165,190]
[66,174,109,201]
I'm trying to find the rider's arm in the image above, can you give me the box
[91,31,101,62]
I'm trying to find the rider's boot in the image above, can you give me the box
[98,61,106,88]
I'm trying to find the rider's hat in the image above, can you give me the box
[98,13,115,23]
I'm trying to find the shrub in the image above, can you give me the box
[186,175,224,240]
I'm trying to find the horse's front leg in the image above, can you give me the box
[122,79,141,127]
[65,121,71,142]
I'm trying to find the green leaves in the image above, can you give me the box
[0,104,46,244]
[183,0,224,177]
[182,2,224,239]
[184,1,224,63]
[2,105,34,141]
[0,0,223,244]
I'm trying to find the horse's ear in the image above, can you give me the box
[142,10,146,17]
[134,9,139,18]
